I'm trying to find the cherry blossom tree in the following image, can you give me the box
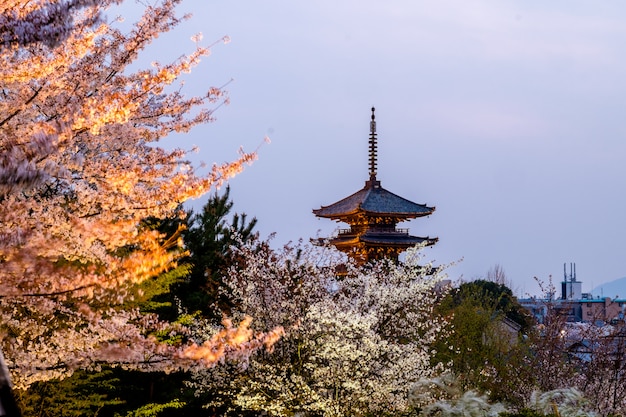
[189,242,451,416]
[0,0,116,48]
[0,0,267,388]
[577,322,626,416]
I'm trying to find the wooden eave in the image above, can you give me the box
[313,180,434,221]
[329,233,438,248]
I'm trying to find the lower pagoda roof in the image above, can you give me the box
[329,227,437,247]
[313,178,435,220]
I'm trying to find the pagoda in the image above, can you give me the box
[313,107,437,264]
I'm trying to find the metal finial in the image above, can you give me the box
[368,107,377,180]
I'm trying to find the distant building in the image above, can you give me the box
[313,107,437,264]
[581,298,626,324]
[484,316,523,351]
[520,263,626,325]
[519,298,549,323]
[562,262,582,300]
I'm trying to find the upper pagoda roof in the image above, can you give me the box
[313,179,435,220]
[313,107,435,221]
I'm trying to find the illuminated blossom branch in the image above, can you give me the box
[0,0,123,48]
[0,0,265,387]
[0,0,255,297]
[2,301,283,389]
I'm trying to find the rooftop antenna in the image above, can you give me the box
[564,262,577,282]
[368,107,378,181]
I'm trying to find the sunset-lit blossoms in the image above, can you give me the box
[0,0,254,297]
[1,302,280,389]
[0,0,117,48]
[0,0,258,385]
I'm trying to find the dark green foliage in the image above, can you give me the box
[16,368,207,417]
[130,264,192,317]
[120,400,184,417]
[176,186,258,318]
[16,369,123,417]
[445,280,534,332]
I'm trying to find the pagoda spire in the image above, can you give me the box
[313,106,437,265]
[368,106,377,181]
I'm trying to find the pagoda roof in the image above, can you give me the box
[330,232,437,247]
[313,179,435,220]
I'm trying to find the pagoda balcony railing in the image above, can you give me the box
[337,227,409,236]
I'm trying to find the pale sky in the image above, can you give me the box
[119,1,626,296]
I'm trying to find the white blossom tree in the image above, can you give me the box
[189,242,451,417]
[0,0,270,388]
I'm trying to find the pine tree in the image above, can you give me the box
[178,186,258,318]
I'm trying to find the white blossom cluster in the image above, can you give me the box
[189,242,451,416]
[0,299,183,388]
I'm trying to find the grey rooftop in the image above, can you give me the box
[313,179,435,220]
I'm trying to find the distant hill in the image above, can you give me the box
[591,276,626,299]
